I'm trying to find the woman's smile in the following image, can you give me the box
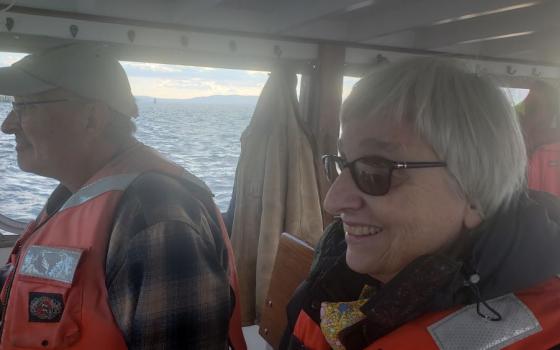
[343,222,383,237]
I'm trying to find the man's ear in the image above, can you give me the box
[464,203,483,229]
[84,102,111,137]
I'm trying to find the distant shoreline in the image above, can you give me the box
[136,95,258,105]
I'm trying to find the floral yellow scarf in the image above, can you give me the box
[319,285,375,350]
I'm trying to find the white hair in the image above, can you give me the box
[342,57,527,218]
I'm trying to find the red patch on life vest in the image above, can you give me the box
[28,292,64,322]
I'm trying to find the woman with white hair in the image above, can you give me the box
[280,57,560,350]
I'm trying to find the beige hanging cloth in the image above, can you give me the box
[230,67,324,325]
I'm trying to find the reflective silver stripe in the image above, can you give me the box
[60,173,139,212]
[428,294,541,350]
[20,245,83,284]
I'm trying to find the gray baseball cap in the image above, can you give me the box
[0,44,138,117]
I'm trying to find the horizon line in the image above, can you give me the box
[0,94,259,101]
[136,94,259,100]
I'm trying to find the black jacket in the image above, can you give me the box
[281,191,560,350]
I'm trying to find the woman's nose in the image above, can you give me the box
[1,110,18,134]
[323,169,363,215]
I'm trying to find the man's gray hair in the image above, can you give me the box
[342,57,527,218]
[104,109,137,144]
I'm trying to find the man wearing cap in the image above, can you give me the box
[0,44,246,350]
[519,81,560,196]
[519,81,560,154]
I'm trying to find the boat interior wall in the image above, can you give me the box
[492,75,560,89]
[0,11,317,72]
[0,1,558,78]
[343,47,560,81]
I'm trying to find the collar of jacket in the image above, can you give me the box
[468,190,560,300]
[301,220,378,323]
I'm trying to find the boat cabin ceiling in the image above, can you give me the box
[0,0,558,81]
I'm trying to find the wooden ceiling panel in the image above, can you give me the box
[346,0,544,42]
[265,0,377,34]
[0,0,557,67]
[413,2,558,50]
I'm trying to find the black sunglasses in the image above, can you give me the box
[322,154,446,196]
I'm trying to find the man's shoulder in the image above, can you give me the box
[130,171,209,195]
[128,171,211,204]
[106,171,223,279]
[116,171,215,229]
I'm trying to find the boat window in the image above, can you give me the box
[121,62,267,211]
[0,56,268,234]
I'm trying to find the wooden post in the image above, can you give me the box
[300,44,345,227]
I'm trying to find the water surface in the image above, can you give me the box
[0,100,253,227]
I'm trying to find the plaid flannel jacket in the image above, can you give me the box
[45,172,232,349]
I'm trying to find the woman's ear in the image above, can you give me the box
[463,203,483,229]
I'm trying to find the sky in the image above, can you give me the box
[0,52,359,100]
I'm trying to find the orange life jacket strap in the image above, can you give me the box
[293,311,330,350]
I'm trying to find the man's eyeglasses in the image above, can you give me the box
[322,154,446,196]
[11,99,69,119]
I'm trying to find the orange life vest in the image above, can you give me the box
[528,143,560,197]
[292,277,560,350]
[0,143,246,350]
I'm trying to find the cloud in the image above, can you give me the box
[0,52,272,100]
[121,61,185,73]
[158,78,211,89]
[158,78,264,95]
[129,76,264,99]
[193,67,217,72]
[121,63,270,86]
[114,61,271,99]
[161,76,264,89]
[246,70,269,77]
